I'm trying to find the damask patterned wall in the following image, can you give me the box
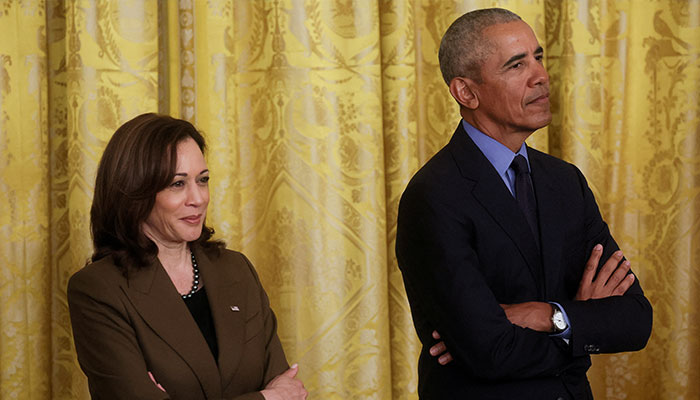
[0,1,698,399]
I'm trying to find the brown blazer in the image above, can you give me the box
[68,246,289,400]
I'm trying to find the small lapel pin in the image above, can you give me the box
[230,305,240,312]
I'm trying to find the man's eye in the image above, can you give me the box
[511,62,522,69]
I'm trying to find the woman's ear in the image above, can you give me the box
[449,77,479,110]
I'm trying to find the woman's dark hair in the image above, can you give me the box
[90,113,223,271]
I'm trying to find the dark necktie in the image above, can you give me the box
[511,155,539,247]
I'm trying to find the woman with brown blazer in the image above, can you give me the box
[68,113,307,400]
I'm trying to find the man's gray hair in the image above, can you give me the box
[438,8,522,85]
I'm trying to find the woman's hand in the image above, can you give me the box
[261,364,308,400]
[148,371,166,393]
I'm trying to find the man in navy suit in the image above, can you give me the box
[395,8,652,399]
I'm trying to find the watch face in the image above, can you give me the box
[553,313,567,330]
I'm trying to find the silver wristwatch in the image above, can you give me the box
[550,303,568,333]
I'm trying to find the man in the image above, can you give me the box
[395,8,652,399]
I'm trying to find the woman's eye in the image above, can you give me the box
[171,180,184,188]
[199,176,210,184]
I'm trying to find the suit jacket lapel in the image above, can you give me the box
[448,124,544,297]
[195,247,247,392]
[123,257,222,398]
[529,151,566,299]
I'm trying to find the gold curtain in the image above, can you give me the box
[0,1,698,399]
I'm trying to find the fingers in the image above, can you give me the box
[148,371,166,392]
[577,245,636,300]
[263,364,307,400]
[605,259,631,288]
[430,330,454,365]
[438,352,453,365]
[597,250,624,284]
[575,245,603,300]
[429,340,453,365]
[430,331,444,357]
[430,341,446,356]
[581,244,603,285]
[611,272,635,296]
[283,363,299,378]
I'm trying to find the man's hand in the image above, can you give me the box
[261,364,308,400]
[576,244,635,300]
[429,330,453,365]
[500,302,553,332]
[429,245,638,366]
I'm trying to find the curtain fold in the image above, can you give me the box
[0,3,51,399]
[0,1,698,399]
[380,2,422,397]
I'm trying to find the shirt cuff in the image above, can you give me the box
[548,301,572,340]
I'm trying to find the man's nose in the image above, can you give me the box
[530,61,549,87]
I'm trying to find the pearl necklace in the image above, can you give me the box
[181,250,200,299]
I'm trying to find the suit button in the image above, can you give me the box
[557,397,565,400]
[584,344,600,353]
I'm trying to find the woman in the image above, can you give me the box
[68,113,307,400]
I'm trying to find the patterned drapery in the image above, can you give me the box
[0,1,698,399]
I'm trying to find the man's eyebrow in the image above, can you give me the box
[502,46,544,68]
[502,53,526,68]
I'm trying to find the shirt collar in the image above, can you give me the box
[462,120,530,174]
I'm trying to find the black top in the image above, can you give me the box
[183,287,219,360]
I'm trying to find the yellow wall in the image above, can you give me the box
[0,1,698,398]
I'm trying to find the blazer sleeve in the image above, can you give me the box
[68,268,171,400]
[240,254,289,387]
[396,182,572,380]
[558,166,653,357]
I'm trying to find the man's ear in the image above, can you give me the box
[449,77,479,110]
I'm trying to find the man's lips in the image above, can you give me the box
[526,92,550,105]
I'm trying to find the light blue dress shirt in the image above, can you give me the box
[462,120,529,197]
[462,120,572,340]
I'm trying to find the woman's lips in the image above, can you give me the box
[181,214,202,224]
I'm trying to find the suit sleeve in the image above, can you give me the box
[396,182,572,380]
[68,270,171,400]
[558,166,653,357]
